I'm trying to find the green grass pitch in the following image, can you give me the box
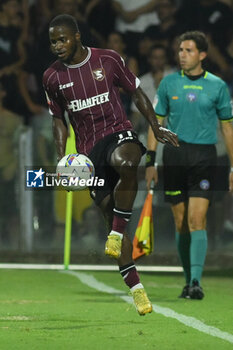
[0,269,232,350]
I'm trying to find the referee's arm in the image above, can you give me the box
[221,120,233,192]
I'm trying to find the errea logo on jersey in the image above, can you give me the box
[59,82,74,90]
[68,92,109,112]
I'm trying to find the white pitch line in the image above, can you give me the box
[64,270,233,345]
[0,263,182,272]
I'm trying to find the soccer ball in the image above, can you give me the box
[56,153,95,191]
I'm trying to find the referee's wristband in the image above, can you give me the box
[146,150,156,168]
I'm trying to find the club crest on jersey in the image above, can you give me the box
[92,68,105,81]
[186,92,197,102]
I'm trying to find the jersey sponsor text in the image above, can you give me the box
[183,85,203,90]
[68,92,109,112]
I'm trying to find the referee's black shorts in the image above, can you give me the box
[88,130,146,206]
[163,141,217,205]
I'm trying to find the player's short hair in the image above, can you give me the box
[49,14,79,34]
[179,31,208,52]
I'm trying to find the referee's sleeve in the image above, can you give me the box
[155,78,168,117]
[217,81,232,121]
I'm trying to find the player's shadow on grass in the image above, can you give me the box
[39,319,147,330]
[39,324,114,331]
[83,297,124,303]
[73,291,126,297]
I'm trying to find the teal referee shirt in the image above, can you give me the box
[155,70,233,144]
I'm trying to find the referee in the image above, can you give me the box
[146,31,233,299]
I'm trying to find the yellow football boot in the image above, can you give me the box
[105,234,122,259]
[132,288,153,316]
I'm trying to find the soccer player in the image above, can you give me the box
[146,31,233,299]
[43,14,178,315]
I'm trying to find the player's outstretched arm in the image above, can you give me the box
[52,116,68,161]
[132,87,179,147]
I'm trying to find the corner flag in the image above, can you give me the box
[132,190,154,260]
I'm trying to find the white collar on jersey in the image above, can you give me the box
[63,47,91,68]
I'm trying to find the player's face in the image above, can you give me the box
[179,40,206,74]
[49,25,79,64]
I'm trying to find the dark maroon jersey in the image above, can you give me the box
[43,47,140,155]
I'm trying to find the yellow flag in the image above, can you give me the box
[132,190,154,260]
